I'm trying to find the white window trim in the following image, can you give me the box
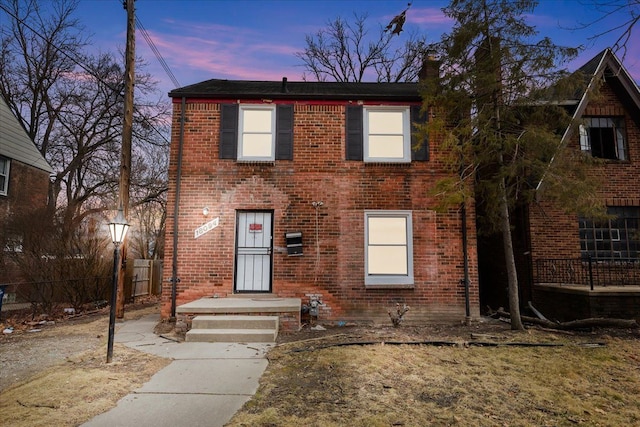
[237,104,276,162]
[0,157,9,196]
[363,106,411,163]
[579,124,590,152]
[364,210,414,287]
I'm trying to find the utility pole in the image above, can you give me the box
[117,0,135,318]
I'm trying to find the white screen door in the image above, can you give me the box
[235,211,273,292]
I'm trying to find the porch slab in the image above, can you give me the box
[176,297,301,314]
[176,296,302,332]
[533,283,640,321]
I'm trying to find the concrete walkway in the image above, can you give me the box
[82,314,272,427]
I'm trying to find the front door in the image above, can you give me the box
[235,211,273,293]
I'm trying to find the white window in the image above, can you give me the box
[0,157,9,196]
[579,117,626,160]
[364,107,411,163]
[238,105,276,161]
[365,210,414,286]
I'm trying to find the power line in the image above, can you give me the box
[136,16,181,88]
[120,0,181,88]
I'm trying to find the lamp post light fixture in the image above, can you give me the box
[107,206,130,363]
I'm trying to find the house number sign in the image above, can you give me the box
[194,217,220,239]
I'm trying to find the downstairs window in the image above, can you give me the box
[580,206,640,260]
[365,210,414,286]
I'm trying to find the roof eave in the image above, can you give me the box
[168,92,421,102]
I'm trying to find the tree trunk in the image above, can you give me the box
[499,178,524,330]
[497,309,638,330]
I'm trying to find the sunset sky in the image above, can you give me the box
[67,0,640,96]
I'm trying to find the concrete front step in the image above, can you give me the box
[186,315,280,343]
[192,315,279,331]
[186,328,277,343]
[177,297,301,332]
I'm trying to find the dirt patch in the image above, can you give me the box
[0,300,170,427]
[228,319,640,427]
[0,299,160,391]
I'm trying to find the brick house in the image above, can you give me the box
[161,72,480,328]
[516,49,640,321]
[0,95,52,286]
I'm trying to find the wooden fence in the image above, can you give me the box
[125,259,163,301]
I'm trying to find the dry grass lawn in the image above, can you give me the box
[0,344,169,427]
[229,327,640,427]
[2,305,640,427]
[0,304,170,427]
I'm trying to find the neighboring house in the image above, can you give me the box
[516,49,640,320]
[0,95,53,285]
[161,65,480,326]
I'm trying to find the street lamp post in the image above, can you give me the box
[107,206,130,363]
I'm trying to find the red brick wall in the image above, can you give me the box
[0,161,49,216]
[161,100,480,323]
[0,160,50,283]
[529,82,640,260]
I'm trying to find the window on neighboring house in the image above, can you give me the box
[0,156,9,196]
[579,117,626,160]
[3,234,23,253]
[220,103,293,161]
[346,105,429,162]
[580,206,640,260]
[365,210,414,286]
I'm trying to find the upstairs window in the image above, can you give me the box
[364,107,410,162]
[0,157,9,196]
[346,105,428,162]
[580,206,640,260]
[220,104,293,161]
[579,117,626,160]
[239,106,275,161]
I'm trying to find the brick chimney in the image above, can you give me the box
[419,54,441,85]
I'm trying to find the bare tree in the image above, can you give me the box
[296,13,429,82]
[0,0,169,240]
[128,141,168,260]
[0,0,170,301]
[4,207,112,314]
[577,0,639,60]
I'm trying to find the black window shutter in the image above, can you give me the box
[346,105,363,160]
[220,104,238,159]
[275,104,294,160]
[411,106,429,161]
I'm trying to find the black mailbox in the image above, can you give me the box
[285,231,303,256]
